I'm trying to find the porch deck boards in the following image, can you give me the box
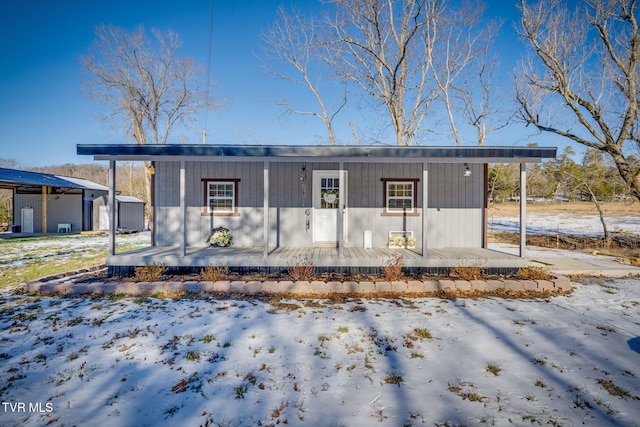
[108,245,527,269]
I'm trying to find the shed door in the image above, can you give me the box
[99,206,110,231]
[313,171,347,242]
[21,208,34,233]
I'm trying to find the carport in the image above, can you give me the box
[0,168,107,235]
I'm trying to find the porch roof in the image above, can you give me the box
[78,144,556,164]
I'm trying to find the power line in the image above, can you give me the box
[204,0,215,144]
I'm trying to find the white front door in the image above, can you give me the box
[21,208,34,233]
[313,171,347,242]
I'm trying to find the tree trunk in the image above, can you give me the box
[610,151,640,203]
[584,183,608,240]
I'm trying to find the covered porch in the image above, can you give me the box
[77,144,557,274]
[106,245,528,274]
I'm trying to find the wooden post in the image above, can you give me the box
[519,161,527,258]
[263,161,269,259]
[41,186,47,235]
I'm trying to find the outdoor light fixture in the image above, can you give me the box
[463,163,472,177]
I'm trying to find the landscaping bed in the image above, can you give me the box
[24,264,572,297]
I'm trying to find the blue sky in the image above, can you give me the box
[0,0,565,167]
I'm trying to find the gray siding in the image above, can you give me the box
[93,195,145,231]
[14,194,82,233]
[154,160,485,248]
[426,163,484,247]
[118,202,145,230]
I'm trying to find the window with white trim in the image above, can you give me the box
[202,179,240,216]
[381,178,418,215]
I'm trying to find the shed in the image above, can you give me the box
[92,195,145,231]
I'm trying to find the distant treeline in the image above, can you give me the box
[489,148,638,203]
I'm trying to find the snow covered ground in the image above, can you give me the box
[488,212,640,237]
[1,277,639,426]
[0,232,150,268]
[1,213,638,426]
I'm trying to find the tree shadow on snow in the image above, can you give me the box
[628,337,640,354]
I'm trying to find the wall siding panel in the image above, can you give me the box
[426,163,483,247]
[154,160,483,249]
[14,194,83,234]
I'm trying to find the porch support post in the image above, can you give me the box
[422,162,428,258]
[263,161,269,259]
[519,161,527,258]
[41,186,47,235]
[338,162,345,258]
[179,160,186,257]
[108,160,116,257]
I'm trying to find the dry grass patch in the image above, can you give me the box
[450,264,485,281]
[200,265,230,282]
[383,371,404,386]
[516,266,551,281]
[287,255,315,281]
[597,379,637,399]
[381,254,404,282]
[131,264,165,282]
[447,380,487,402]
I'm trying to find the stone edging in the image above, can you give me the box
[26,275,572,296]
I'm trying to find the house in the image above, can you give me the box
[0,167,144,234]
[77,144,556,274]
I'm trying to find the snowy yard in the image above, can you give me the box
[1,210,639,426]
[1,278,639,426]
[0,232,149,288]
[488,212,640,238]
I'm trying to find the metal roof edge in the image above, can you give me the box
[77,144,557,160]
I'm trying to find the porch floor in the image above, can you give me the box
[108,245,527,270]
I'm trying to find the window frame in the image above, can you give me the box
[381,178,419,216]
[202,179,240,216]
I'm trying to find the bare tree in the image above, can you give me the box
[82,24,216,236]
[516,0,640,201]
[322,0,501,146]
[324,0,438,146]
[428,2,503,145]
[449,23,512,146]
[262,6,346,145]
[261,1,499,147]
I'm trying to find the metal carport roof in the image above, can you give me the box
[0,168,105,191]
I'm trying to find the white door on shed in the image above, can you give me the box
[21,208,34,233]
[99,205,110,231]
[313,171,347,242]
